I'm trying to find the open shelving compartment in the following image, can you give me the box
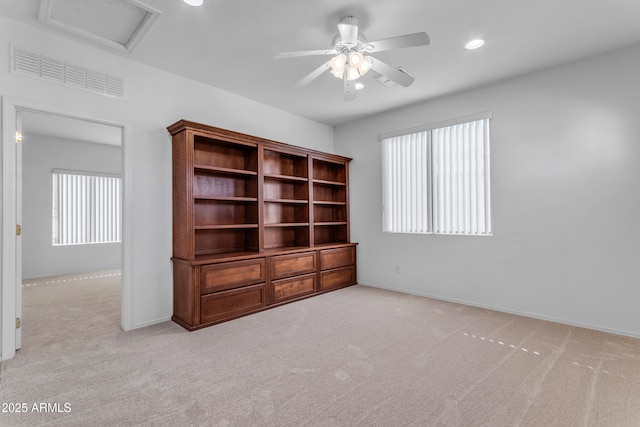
[263,148,311,249]
[312,158,348,245]
[192,134,260,255]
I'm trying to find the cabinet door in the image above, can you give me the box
[320,266,356,291]
[200,284,266,324]
[270,251,316,280]
[319,246,355,271]
[200,258,266,294]
[272,273,316,303]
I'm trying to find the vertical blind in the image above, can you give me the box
[52,170,122,245]
[382,131,432,233]
[382,117,491,236]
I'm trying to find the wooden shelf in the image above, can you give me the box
[194,165,258,176]
[193,228,259,256]
[312,158,346,185]
[193,134,258,173]
[195,224,258,230]
[264,173,308,182]
[265,198,308,204]
[313,179,346,186]
[264,223,310,228]
[314,222,348,226]
[193,171,257,201]
[264,180,307,203]
[194,196,258,202]
[313,200,346,206]
[263,149,308,181]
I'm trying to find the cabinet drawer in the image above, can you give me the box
[320,266,356,290]
[270,251,316,280]
[200,283,266,324]
[319,246,355,271]
[200,259,265,294]
[272,273,316,303]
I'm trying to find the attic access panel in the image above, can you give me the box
[39,0,162,53]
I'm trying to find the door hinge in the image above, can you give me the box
[16,224,22,236]
[15,131,22,143]
[16,318,21,329]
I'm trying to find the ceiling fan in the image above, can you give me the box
[275,16,430,101]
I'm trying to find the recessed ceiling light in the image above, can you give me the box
[355,82,364,90]
[464,39,485,50]
[183,0,203,6]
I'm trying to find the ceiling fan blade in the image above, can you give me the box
[294,59,332,88]
[369,57,415,87]
[337,16,358,45]
[275,49,336,59]
[343,71,356,101]
[367,32,430,52]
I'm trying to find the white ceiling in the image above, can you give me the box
[2,0,640,126]
[38,0,161,52]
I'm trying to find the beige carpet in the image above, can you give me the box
[1,272,639,426]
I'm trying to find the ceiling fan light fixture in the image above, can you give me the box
[183,0,203,6]
[349,51,364,66]
[464,38,485,50]
[330,53,347,71]
[275,15,430,99]
[358,56,373,74]
[347,66,361,81]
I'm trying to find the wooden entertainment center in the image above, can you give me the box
[168,120,357,330]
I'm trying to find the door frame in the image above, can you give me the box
[1,96,133,361]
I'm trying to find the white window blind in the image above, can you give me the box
[52,170,122,245]
[382,116,491,236]
[382,131,432,233]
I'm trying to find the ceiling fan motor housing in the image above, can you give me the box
[332,34,370,53]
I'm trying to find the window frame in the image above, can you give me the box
[380,112,492,236]
[52,169,122,246]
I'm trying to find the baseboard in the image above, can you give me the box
[23,267,121,281]
[131,315,172,330]
[358,282,640,340]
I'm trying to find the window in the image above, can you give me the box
[382,115,491,235]
[52,170,122,245]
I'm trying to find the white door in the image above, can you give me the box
[15,111,22,350]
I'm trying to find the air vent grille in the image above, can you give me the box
[41,56,65,81]
[65,63,87,87]
[12,47,125,99]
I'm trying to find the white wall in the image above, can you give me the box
[22,134,122,279]
[335,43,640,338]
[0,16,334,329]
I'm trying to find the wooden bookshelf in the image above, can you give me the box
[168,120,357,330]
[311,158,348,246]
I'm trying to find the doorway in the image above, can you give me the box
[1,96,133,361]
[20,111,123,354]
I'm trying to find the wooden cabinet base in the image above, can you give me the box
[172,243,357,330]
